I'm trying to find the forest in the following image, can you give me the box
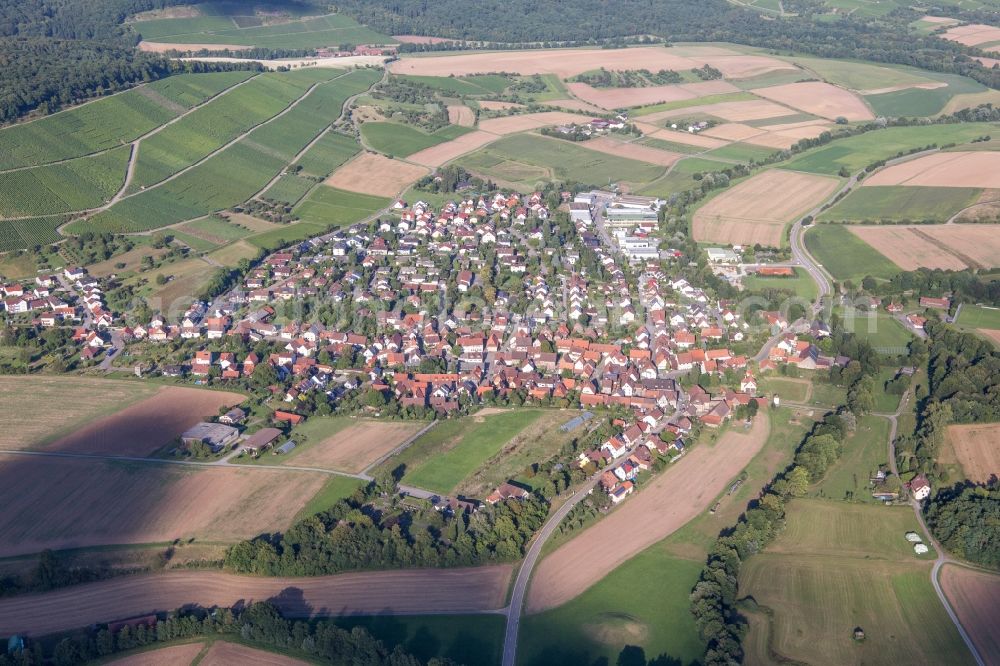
[925,484,1000,569]
[0,600,456,666]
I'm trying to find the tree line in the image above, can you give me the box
[0,600,460,666]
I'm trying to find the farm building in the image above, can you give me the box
[706,247,740,264]
[181,422,239,452]
[241,427,282,456]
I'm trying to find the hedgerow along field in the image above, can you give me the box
[391,410,544,495]
[361,122,473,157]
[68,68,380,235]
[0,71,254,170]
[804,223,901,281]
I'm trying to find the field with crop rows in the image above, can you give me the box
[0,217,67,252]
[293,131,360,176]
[0,72,252,169]
[362,122,473,157]
[0,147,130,217]
[265,173,316,204]
[295,186,390,227]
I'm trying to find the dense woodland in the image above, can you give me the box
[0,601,457,666]
[926,484,1000,568]
[224,480,549,575]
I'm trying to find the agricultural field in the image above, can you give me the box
[324,152,428,197]
[939,565,1000,663]
[361,122,472,157]
[943,423,1000,483]
[804,223,901,281]
[132,8,395,50]
[692,169,840,247]
[819,185,982,222]
[178,215,255,244]
[270,416,424,473]
[0,146,130,217]
[338,614,505,666]
[0,71,253,170]
[293,131,360,176]
[244,222,328,251]
[198,642,308,666]
[295,186,391,227]
[637,156,733,197]
[740,498,971,666]
[263,173,316,205]
[863,151,1000,189]
[0,458,328,557]
[848,224,1000,271]
[397,74,514,96]
[390,409,544,496]
[705,141,779,163]
[744,266,819,301]
[784,123,1000,175]
[458,134,666,190]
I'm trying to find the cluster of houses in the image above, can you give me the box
[551,114,630,138]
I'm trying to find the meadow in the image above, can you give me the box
[393,410,543,495]
[397,74,513,96]
[837,307,914,352]
[811,415,891,503]
[461,134,665,189]
[638,156,733,197]
[804,223,900,281]
[785,123,1000,175]
[362,122,473,157]
[740,499,970,666]
[819,185,981,222]
[744,267,818,301]
[0,72,252,170]
[294,475,366,521]
[705,141,779,163]
[955,303,1000,330]
[294,186,390,227]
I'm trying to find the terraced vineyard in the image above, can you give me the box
[0,72,254,170]
[294,131,360,176]
[0,216,68,252]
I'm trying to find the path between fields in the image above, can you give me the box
[526,413,771,613]
[881,391,986,666]
[0,567,513,637]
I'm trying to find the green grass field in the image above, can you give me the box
[838,307,914,353]
[397,74,513,96]
[812,415,890,502]
[820,185,981,223]
[705,141,779,164]
[0,71,253,170]
[784,56,935,91]
[638,136,705,154]
[637,155,733,197]
[293,131,359,177]
[744,267,819,301]
[264,173,316,205]
[804,224,900,281]
[395,410,543,495]
[740,498,969,666]
[630,91,757,116]
[178,215,253,243]
[518,547,704,666]
[956,303,1000,330]
[338,614,504,666]
[295,475,365,521]
[362,122,472,157]
[865,71,987,117]
[244,222,327,251]
[785,123,1000,175]
[294,186,390,227]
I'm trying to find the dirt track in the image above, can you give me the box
[526,414,770,612]
[939,564,1000,663]
[0,566,513,636]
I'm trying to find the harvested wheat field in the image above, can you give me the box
[693,170,839,246]
[478,100,524,111]
[392,35,456,44]
[0,566,513,636]
[699,55,799,79]
[201,642,309,666]
[576,136,682,167]
[859,81,948,96]
[944,24,1000,47]
[643,99,795,123]
[755,81,874,121]
[0,457,327,557]
[288,420,425,473]
[567,80,739,109]
[849,225,1000,270]
[940,564,1000,663]
[408,130,498,167]
[477,111,593,135]
[138,41,251,52]
[106,642,205,666]
[744,123,833,150]
[864,151,1000,189]
[447,104,475,126]
[324,152,428,197]
[526,414,770,612]
[640,127,729,149]
[43,386,243,457]
[702,122,767,141]
[543,98,606,114]
[945,423,1000,483]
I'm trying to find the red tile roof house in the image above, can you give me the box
[919,296,951,310]
[485,482,530,504]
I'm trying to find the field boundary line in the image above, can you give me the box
[360,419,438,476]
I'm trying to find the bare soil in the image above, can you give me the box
[945,423,1000,483]
[407,130,499,167]
[526,414,771,612]
[289,421,424,473]
[447,104,475,126]
[106,643,205,666]
[693,169,839,247]
[200,641,310,666]
[754,81,874,121]
[392,35,456,44]
[702,122,767,141]
[940,564,1000,662]
[638,126,729,149]
[0,566,513,636]
[324,152,428,197]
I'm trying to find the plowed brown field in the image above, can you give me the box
[945,423,1000,483]
[849,225,1000,270]
[287,421,424,473]
[106,643,205,665]
[940,564,1000,663]
[200,642,310,666]
[566,80,739,109]
[0,567,513,636]
[526,414,770,612]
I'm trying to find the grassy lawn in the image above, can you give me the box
[361,122,472,157]
[706,141,780,163]
[338,614,504,666]
[395,410,544,495]
[955,304,1000,330]
[812,415,890,503]
[294,186,390,228]
[744,267,818,301]
[807,377,848,407]
[804,223,900,281]
[756,377,810,402]
[838,307,914,353]
[519,548,704,666]
[294,475,366,521]
[784,123,1000,175]
[179,216,253,243]
[739,498,967,666]
[819,185,981,223]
